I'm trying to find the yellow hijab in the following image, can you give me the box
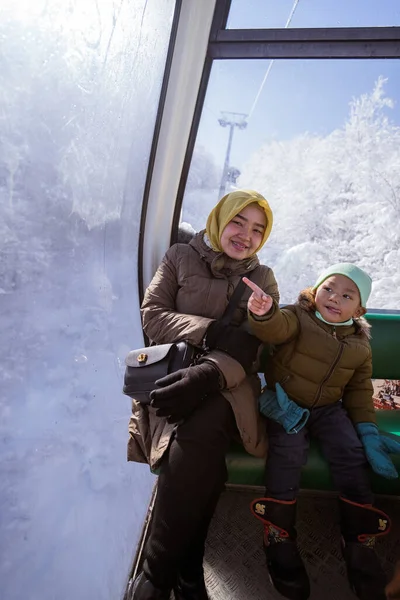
[206,189,273,255]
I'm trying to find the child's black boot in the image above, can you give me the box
[339,497,390,600]
[251,497,310,600]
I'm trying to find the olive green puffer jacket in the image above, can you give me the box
[249,299,376,425]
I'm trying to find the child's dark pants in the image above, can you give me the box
[265,401,373,504]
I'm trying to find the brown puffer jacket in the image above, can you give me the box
[249,298,376,425]
[127,231,279,469]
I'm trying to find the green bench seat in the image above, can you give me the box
[227,311,400,495]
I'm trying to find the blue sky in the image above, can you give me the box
[227,0,400,29]
[195,0,400,170]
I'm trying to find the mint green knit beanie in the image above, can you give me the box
[313,263,372,308]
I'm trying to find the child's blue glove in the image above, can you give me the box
[259,383,310,434]
[355,422,400,479]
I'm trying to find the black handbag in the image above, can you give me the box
[123,275,252,404]
[123,341,201,404]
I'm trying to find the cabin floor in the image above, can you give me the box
[203,487,399,600]
[127,487,400,600]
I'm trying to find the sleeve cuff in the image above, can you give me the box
[249,300,277,322]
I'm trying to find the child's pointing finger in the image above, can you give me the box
[243,277,268,300]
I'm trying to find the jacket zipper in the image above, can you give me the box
[311,335,344,408]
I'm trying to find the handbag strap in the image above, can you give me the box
[219,271,256,326]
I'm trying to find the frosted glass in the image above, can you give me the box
[0,1,175,599]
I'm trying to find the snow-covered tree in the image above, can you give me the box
[239,77,400,309]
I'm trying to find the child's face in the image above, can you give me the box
[220,203,266,260]
[315,274,364,323]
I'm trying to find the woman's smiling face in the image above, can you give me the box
[219,203,266,259]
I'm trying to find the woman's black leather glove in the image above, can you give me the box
[205,321,261,373]
[150,361,220,423]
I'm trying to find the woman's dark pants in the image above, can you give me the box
[143,393,236,589]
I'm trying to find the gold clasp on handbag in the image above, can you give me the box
[137,353,148,364]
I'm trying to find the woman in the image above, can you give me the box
[128,189,279,599]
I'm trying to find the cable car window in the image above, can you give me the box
[0,0,175,598]
[227,0,400,29]
[181,58,400,310]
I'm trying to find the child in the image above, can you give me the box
[244,264,400,600]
